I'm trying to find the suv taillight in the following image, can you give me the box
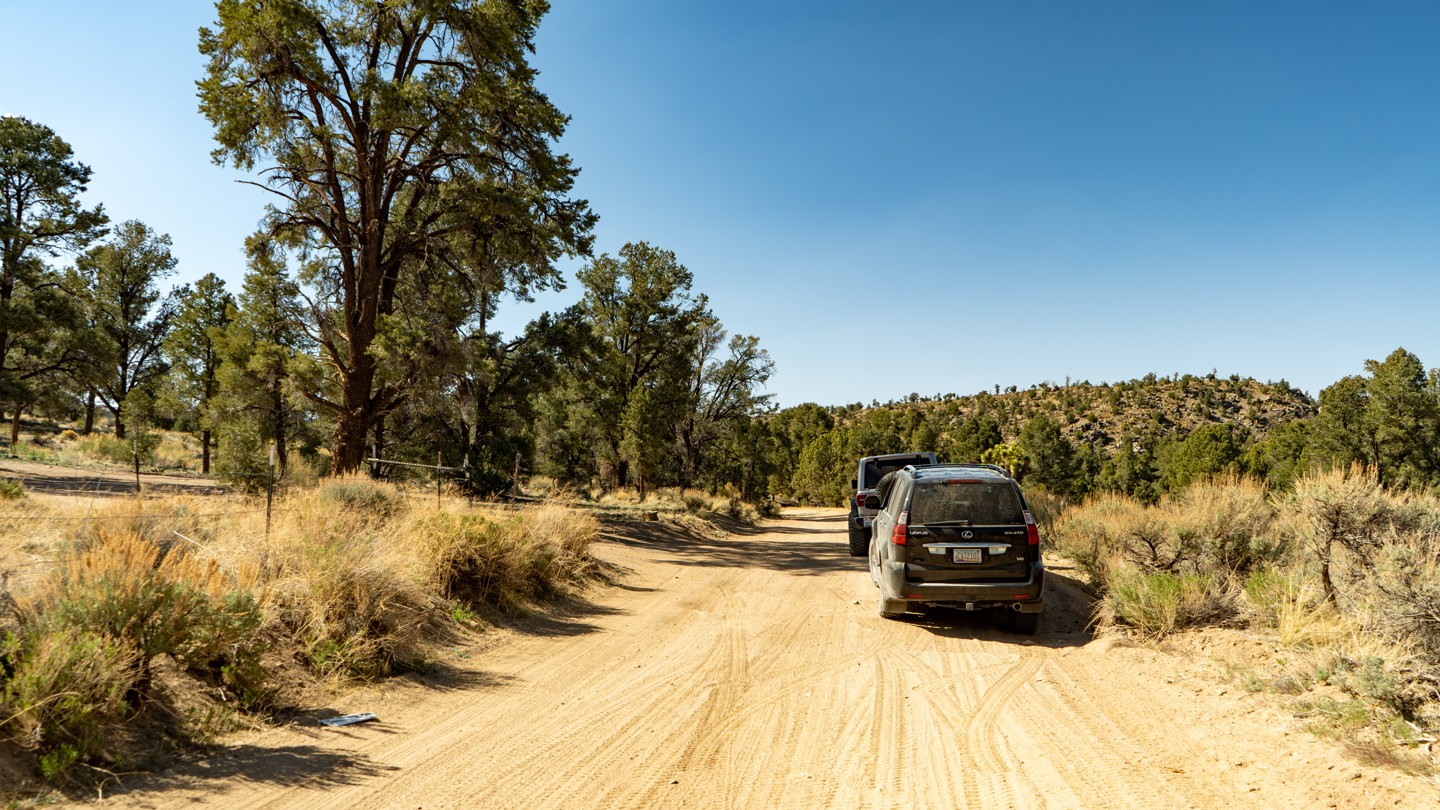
[856,493,867,509]
[1024,510,1039,546]
[890,511,909,546]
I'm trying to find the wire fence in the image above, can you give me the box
[0,447,494,535]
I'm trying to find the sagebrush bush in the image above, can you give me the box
[27,529,266,688]
[0,478,24,500]
[1053,475,1288,637]
[0,477,608,784]
[1022,487,1067,534]
[313,476,405,517]
[1100,568,1225,638]
[1279,466,1402,604]
[0,627,138,781]
[1175,476,1279,575]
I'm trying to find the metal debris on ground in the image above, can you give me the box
[319,712,378,727]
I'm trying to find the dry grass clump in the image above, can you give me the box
[591,486,768,523]
[67,434,139,468]
[63,495,249,556]
[262,480,438,679]
[411,505,599,613]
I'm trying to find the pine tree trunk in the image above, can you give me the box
[8,407,20,449]
[369,414,387,478]
[201,429,211,474]
[273,385,288,477]
[332,355,378,475]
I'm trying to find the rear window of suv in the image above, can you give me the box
[862,456,932,488]
[908,482,1025,526]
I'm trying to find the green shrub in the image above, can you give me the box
[0,627,138,782]
[4,441,52,462]
[0,479,24,500]
[72,434,148,466]
[1102,569,1220,638]
[314,477,405,517]
[36,530,267,696]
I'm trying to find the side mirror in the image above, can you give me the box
[850,478,857,489]
[864,495,881,510]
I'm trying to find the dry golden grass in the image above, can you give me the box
[0,476,605,782]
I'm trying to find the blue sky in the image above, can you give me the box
[2,1,1436,407]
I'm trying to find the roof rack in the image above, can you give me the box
[902,462,1012,479]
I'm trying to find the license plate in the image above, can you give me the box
[952,548,983,564]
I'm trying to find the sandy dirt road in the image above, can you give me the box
[102,509,1435,809]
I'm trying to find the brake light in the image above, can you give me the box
[1024,511,1040,546]
[890,511,909,546]
[944,478,981,484]
[856,493,866,509]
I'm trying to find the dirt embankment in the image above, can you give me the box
[84,509,1438,809]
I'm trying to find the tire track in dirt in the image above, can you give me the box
[867,651,912,803]
[262,570,754,810]
[1006,656,1201,809]
[885,645,1043,810]
[1032,653,1244,809]
[485,589,751,809]
[104,509,1440,810]
[960,653,1043,810]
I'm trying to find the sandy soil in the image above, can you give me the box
[90,509,1437,809]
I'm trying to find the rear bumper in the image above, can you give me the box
[880,560,1045,613]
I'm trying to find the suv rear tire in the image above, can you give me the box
[847,523,868,557]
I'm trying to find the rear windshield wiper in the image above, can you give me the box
[919,519,973,527]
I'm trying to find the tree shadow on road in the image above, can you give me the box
[106,743,398,800]
[598,513,860,577]
[503,592,632,639]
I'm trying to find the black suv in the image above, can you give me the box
[866,463,1044,634]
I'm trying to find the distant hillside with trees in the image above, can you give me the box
[770,349,1440,506]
